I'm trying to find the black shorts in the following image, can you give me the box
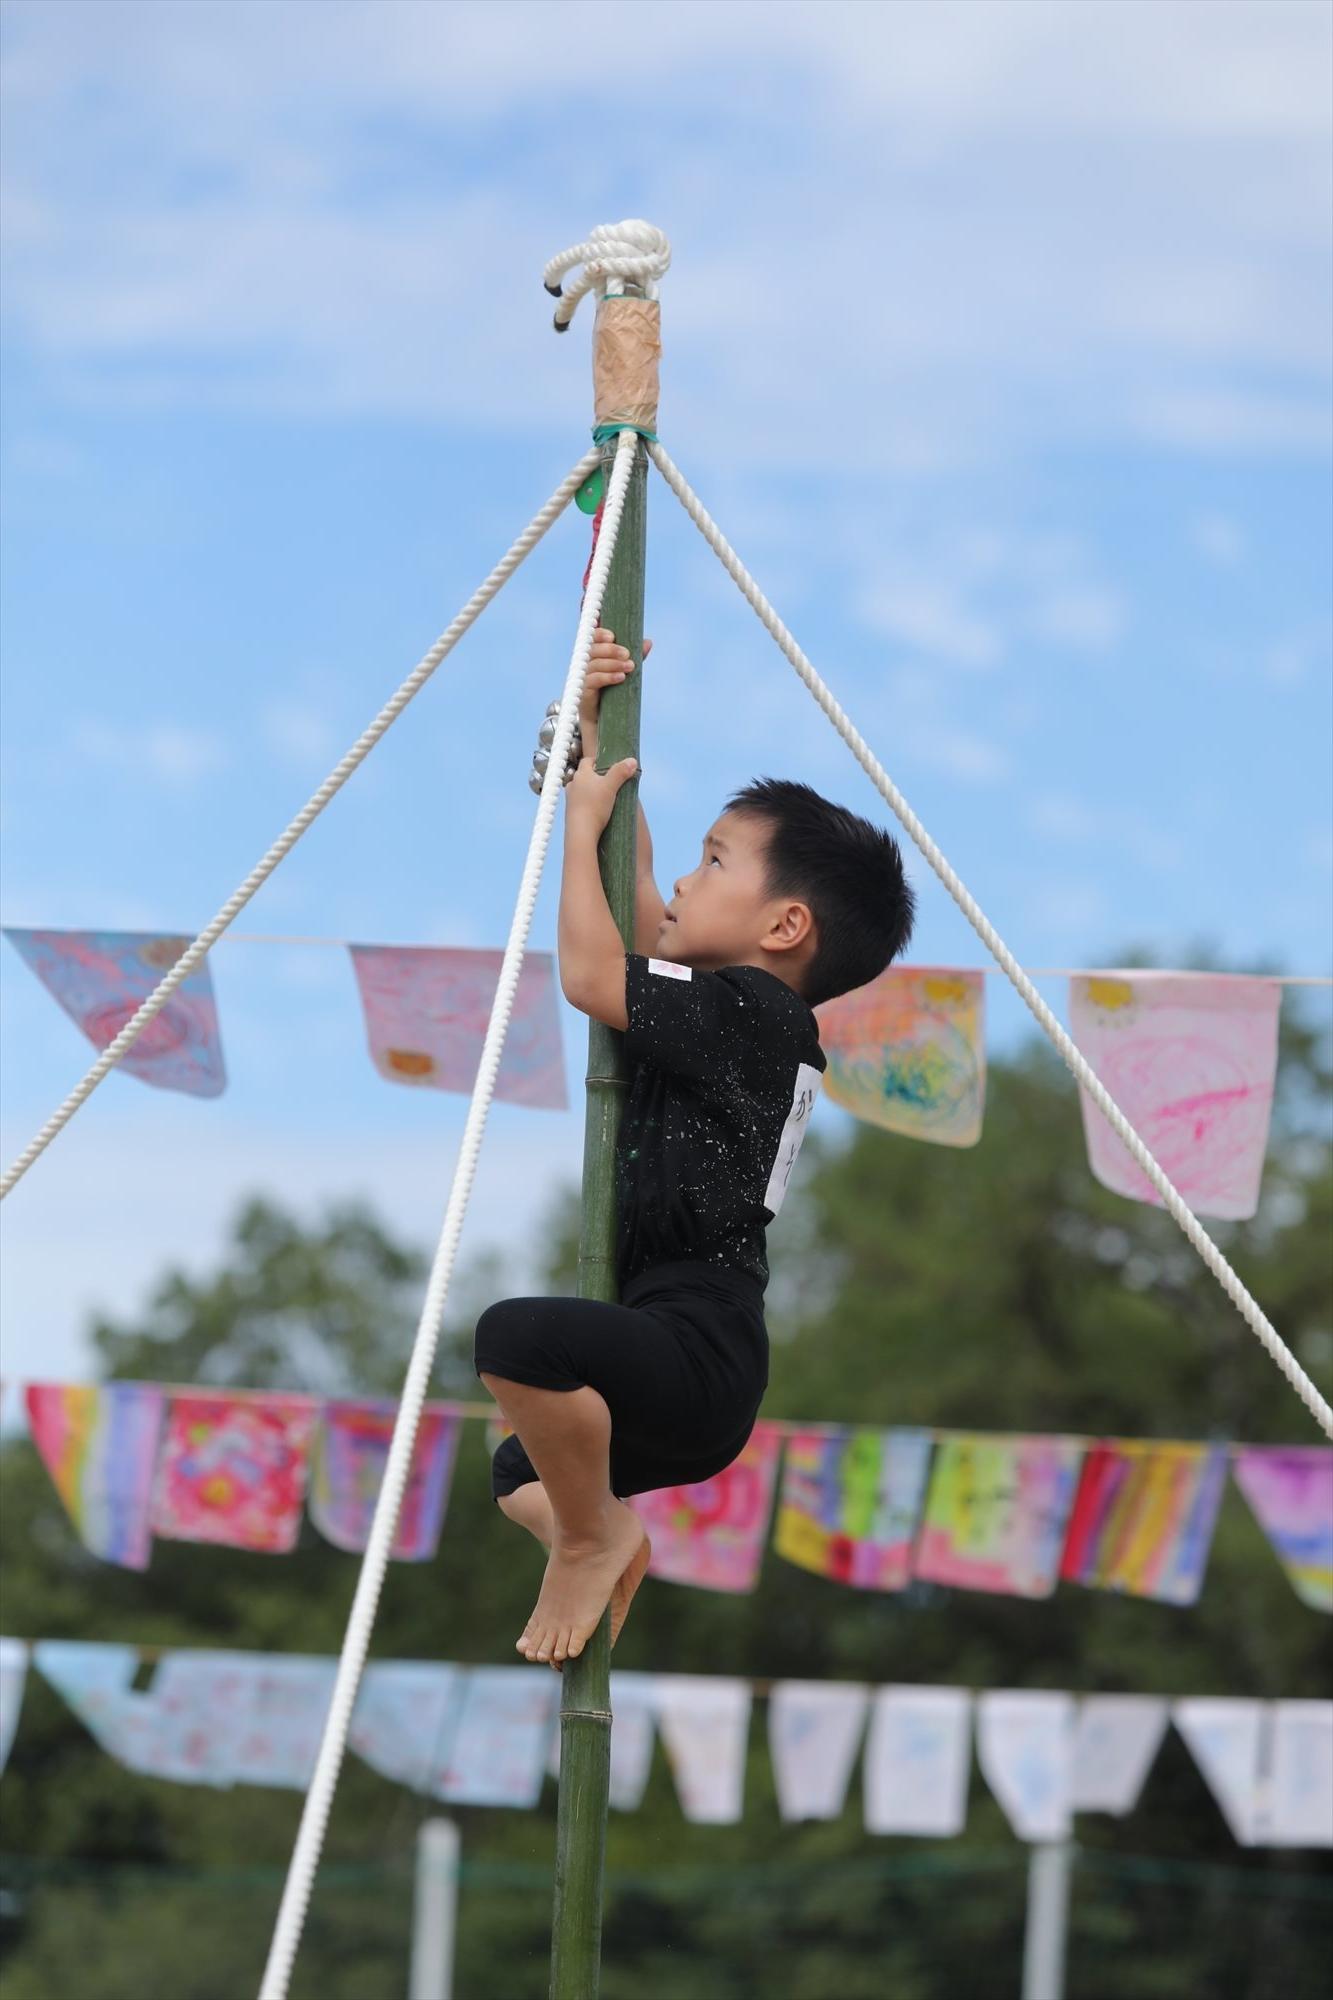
[474,1260,769,1502]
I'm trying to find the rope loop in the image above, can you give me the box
[543,220,672,331]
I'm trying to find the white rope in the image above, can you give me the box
[648,440,1333,1442]
[0,449,600,1203]
[542,219,671,330]
[255,426,641,2000]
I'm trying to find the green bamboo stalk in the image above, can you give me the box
[548,427,648,2000]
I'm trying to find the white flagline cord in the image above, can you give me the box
[0,449,601,1204]
[255,427,640,2000]
[648,441,1333,1442]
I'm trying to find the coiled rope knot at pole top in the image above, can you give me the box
[543,219,672,331]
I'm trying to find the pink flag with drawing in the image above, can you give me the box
[308,1399,462,1561]
[24,1382,166,1571]
[3,928,226,1096]
[914,1433,1084,1598]
[627,1423,785,1593]
[1068,973,1281,1219]
[814,967,986,1147]
[151,1393,320,1554]
[1231,1447,1333,1612]
[348,945,566,1109]
[773,1426,932,1590]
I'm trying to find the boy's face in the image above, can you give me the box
[657,810,805,973]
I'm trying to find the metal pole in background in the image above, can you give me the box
[548,323,651,1994]
[1021,1840,1072,2000]
[409,1818,460,2000]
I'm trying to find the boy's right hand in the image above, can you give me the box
[579,627,653,765]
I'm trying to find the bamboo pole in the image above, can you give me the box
[547,420,649,1994]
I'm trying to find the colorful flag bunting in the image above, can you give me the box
[915,1433,1083,1597]
[433,1668,559,1808]
[26,1636,1331,1847]
[1173,1698,1264,1844]
[1060,1441,1228,1604]
[151,1393,319,1554]
[153,1653,337,1790]
[1269,1702,1333,1848]
[863,1687,972,1838]
[654,1674,752,1824]
[768,1680,872,1822]
[627,1423,784,1593]
[351,1662,466,1794]
[1071,1696,1169,1816]
[977,1691,1074,1842]
[33,1641,198,1783]
[349,945,566,1109]
[0,1639,28,1775]
[308,1400,461,1561]
[24,1382,166,1570]
[1231,1447,1333,1613]
[4,928,226,1096]
[773,1427,931,1591]
[814,967,986,1146]
[1069,973,1280,1219]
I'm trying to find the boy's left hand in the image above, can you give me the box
[565,754,639,837]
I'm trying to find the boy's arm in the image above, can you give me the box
[582,705,665,957]
[559,808,630,1032]
[634,803,668,957]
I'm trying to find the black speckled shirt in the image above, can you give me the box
[615,953,827,1294]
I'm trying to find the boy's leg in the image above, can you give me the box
[496,1479,651,1658]
[477,1375,617,1544]
[497,1481,554,1547]
[478,1372,646,1664]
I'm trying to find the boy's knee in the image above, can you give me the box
[474,1298,520,1372]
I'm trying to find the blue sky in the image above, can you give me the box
[1,0,1330,1387]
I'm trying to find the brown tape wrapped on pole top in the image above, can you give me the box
[593,296,662,433]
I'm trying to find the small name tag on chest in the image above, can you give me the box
[647,958,693,981]
[764,1062,823,1216]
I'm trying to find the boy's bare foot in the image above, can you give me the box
[516,1500,646,1666]
[610,1529,652,1649]
[541,1527,653,1672]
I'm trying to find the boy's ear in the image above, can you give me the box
[769,901,815,948]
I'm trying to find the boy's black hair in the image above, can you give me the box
[723,777,917,1010]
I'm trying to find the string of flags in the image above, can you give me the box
[8,1381,1330,1612]
[0,1637,1327,1847]
[2,927,1302,1218]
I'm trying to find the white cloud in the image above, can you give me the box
[1128,388,1333,455]
[1025,585,1126,653]
[1189,511,1247,566]
[856,581,1003,669]
[72,717,229,786]
[1027,793,1101,842]
[1026,876,1112,938]
[855,525,1126,670]
[261,698,340,768]
[875,665,1013,787]
[0,1,1326,464]
[1024,791,1184,875]
[1260,625,1331,688]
